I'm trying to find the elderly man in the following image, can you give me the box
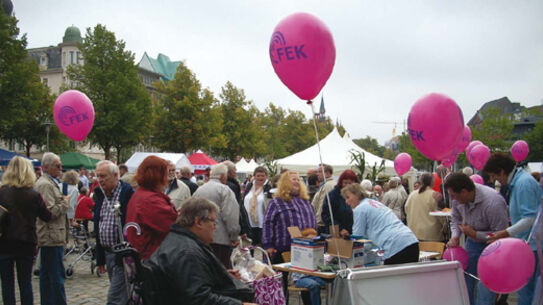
[483,153,542,305]
[145,197,256,305]
[193,164,240,268]
[165,162,191,209]
[311,164,335,233]
[93,160,135,305]
[222,160,251,238]
[444,173,509,305]
[35,152,70,305]
[179,165,199,195]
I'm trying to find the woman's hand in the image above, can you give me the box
[266,247,277,257]
[340,229,350,238]
[486,230,509,243]
[227,269,241,279]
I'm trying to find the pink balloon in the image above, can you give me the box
[269,13,336,101]
[456,126,472,153]
[407,93,464,161]
[441,153,458,168]
[469,144,491,170]
[443,247,469,270]
[465,140,483,164]
[394,153,412,176]
[53,90,95,141]
[478,238,535,294]
[510,140,529,162]
[470,174,484,185]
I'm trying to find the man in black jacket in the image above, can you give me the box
[179,165,198,195]
[222,161,251,238]
[146,197,256,305]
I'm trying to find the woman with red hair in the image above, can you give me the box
[321,170,360,237]
[126,156,177,260]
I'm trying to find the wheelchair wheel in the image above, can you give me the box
[65,267,74,279]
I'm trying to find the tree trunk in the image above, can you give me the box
[25,142,31,157]
[116,147,122,164]
[103,146,111,160]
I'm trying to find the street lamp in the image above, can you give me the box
[43,118,53,152]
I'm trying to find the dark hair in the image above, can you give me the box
[307,173,318,186]
[136,156,169,191]
[253,166,267,176]
[419,172,433,193]
[119,164,128,171]
[532,172,541,182]
[337,169,359,187]
[319,164,333,175]
[443,173,475,193]
[483,152,515,175]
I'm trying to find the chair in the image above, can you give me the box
[419,241,445,260]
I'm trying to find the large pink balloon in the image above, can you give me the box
[510,140,529,162]
[470,174,484,185]
[457,126,472,153]
[269,13,336,101]
[443,247,469,270]
[53,90,95,141]
[478,238,535,293]
[465,140,483,164]
[394,153,412,176]
[407,93,464,161]
[469,144,491,170]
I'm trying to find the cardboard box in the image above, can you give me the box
[326,225,367,268]
[288,227,325,271]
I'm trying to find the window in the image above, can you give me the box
[70,51,74,64]
[76,51,80,64]
[62,52,66,66]
[40,55,47,66]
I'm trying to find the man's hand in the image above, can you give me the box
[227,269,241,279]
[459,224,476,239]
[97,265,107,274]
[486,230,509,243]
[231,239,240,247]
[446,236,459,248]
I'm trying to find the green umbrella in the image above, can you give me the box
[60,152,100,170]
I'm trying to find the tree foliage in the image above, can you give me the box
[398,132,433,171]
[67,24,151,160]
[353,136,385,157]
[471,106,513,152]
[525,120,543,162]
[151,63,225,153]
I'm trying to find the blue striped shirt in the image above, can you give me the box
[262,196,317,252]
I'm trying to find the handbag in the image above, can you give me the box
[0,204,9,237]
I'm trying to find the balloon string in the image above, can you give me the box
[308,99,343,269]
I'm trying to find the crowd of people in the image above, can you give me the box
[0,151,541,305]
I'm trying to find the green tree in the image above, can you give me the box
[525,120,543,162]
[219,81,265,160]
[353,136,385,157]
[66,24,151,160]
[151,63,225,153]
[471,106,513,152]
[399,132,433,171]
[259,103,286,159]
[0,9,53,156]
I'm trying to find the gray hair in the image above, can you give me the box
[62,170,79,185]
[210,164,228,179]
[360,179,373,192]
[388,179,399,189]
[462,167,474,176]
[42,152,60,168]
[180,165,192,175]
[96,160,120,176]
[221,160,236,173]
[177,197,220,228]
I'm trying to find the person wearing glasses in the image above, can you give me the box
[34,152,70,305]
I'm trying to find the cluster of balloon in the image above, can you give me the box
[478,238,535,293]
[470,174,484,185]
[510,140,529,162]
[53,90,95,141]
[269,12,336,101]
[407,93,464,161]
[469,144,491,170]
[443,246,469,270]
[394,153,412,176]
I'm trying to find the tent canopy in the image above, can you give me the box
[60,152,100,170]
[0,148,40,166]
[275,128,402,177]
[236,158,260,174]
[125,152,192,173]
[188,150,218,175]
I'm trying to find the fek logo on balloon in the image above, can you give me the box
[269,31,308,65]
[58,106,91,126]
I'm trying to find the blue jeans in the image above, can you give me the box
[39,246,67,305]
[295,276,326,305]
[0,255,34,305]
[464,238,495,305]
[516,250,539,305]
[105,250,128,305]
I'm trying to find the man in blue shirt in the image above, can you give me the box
[484,153,542,305]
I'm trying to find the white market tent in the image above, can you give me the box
[528,162,543,173]
[124,152,192,173]
[275,128,403,177]
[236,158,260,174]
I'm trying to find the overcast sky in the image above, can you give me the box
[12,0,543,144]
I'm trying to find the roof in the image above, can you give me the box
[60,152,100,170]
[0,148,40,166]
[125,152,192,173]
[236,158,260,174]
[138,52,181,81]
[63,25,82,44]
[188,150,218,174]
